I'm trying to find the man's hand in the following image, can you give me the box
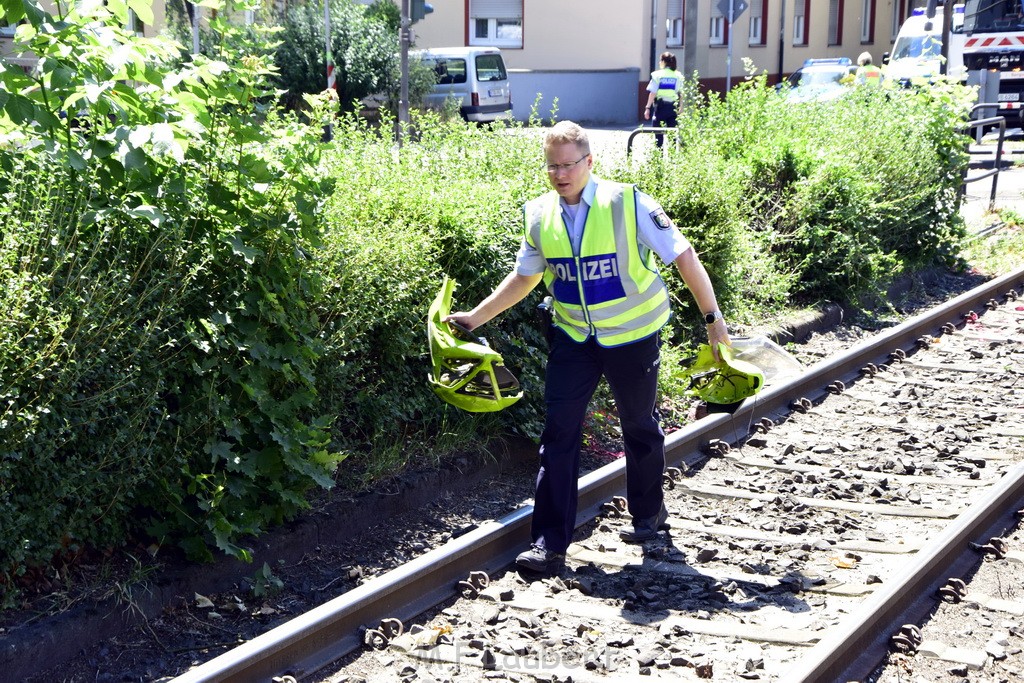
[444,312,480,331]
[706,319,730,361]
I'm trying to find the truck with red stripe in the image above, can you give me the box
[959,0,1024,123]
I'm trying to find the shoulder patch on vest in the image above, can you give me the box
[650,208,674,230]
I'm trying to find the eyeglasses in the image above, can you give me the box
[545,154,590,174]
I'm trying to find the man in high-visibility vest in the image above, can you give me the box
[644,51,684,148]
[857,51,883,86]
[446,121,730,575]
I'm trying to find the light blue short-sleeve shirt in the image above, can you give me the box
[515,176,692,276]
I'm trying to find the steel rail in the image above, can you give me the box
[171,265,1024,683]
[783,462,1024,683]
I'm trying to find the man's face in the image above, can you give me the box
[544,142,592,204]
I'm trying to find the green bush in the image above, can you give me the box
[0,0,341,586]
[274,0,433,114]
[313,112,550,473]
[636,71,971,311]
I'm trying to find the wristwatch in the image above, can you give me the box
[703,310,724,325]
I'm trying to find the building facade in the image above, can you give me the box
[412,0,928,123]
[2,1,929,124]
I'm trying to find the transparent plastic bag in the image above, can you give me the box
[728,335,805,386]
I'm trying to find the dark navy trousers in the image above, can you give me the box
[532,328,665,554]
[652,99,677,148]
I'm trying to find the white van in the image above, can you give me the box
[412,47,513,123]
[885,5,966,84]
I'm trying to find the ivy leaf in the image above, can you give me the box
[122,145,150,178]
[104,0,129,25]
[229,234,262,265]
[5,94,35,125]
[1,0,46,26]
[126,0,153,26]
[66,148,87,170]
[125,204,166,228]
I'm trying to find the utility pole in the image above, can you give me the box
[726,0,734,91]
[777,0,786,85]
[325,0,334,141]
[186,1,200,55]
[650,0,659,76]
[940,0,952,76]
[719,0,748,92]
[398,0,411,147]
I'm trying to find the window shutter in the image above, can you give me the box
[828,0,840,42]
[470,0,522,19]
[667,0,683,17]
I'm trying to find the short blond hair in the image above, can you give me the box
[858,51,873,66]
[544,120,591,156]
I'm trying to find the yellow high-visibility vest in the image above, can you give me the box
[651,68,683,102]
[858,65,882,85]
[525,182,670,346]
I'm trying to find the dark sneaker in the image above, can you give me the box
[619,503,670,542]
[516,543,565,574]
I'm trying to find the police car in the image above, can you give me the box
[780,57,857,103]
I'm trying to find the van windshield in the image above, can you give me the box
[475,54,508,82]
[892,33,942,60]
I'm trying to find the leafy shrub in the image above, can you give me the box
[313,112,549,471]
[0,0,341,585]
[638,70,971,312]
[274,0,433,114]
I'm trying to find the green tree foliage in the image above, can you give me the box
[0,0,343,586]
[275,0,396,110]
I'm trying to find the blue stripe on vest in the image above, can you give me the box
[658,78,678,90]
[548,254,627,306]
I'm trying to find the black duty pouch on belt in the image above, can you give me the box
[536,296,554,346]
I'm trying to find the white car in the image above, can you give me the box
[781,58,856,103]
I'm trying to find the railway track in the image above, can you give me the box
[170,266,1024,683]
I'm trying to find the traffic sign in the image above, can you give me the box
[716,0,748,22]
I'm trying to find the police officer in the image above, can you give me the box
[856,52,883,86]
[644,51,684,148]
[446,121,730,574]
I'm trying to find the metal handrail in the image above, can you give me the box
[626,125,679,155]
[961,105,1006,213]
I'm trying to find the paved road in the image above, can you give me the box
[962,134,1024,230]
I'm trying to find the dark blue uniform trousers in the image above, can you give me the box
[532,328,665,554]
[652,99,678,148]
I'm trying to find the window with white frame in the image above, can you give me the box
[749,0,764,45]
[793,0,808,45]
[667,0,684,47]
[127,9,144,35]
[1,16,16,37]
[710,3,725,45]
[860,0,875,42]
[891,0,906,41]
[828,0,843,45]
[470,0,523,48]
